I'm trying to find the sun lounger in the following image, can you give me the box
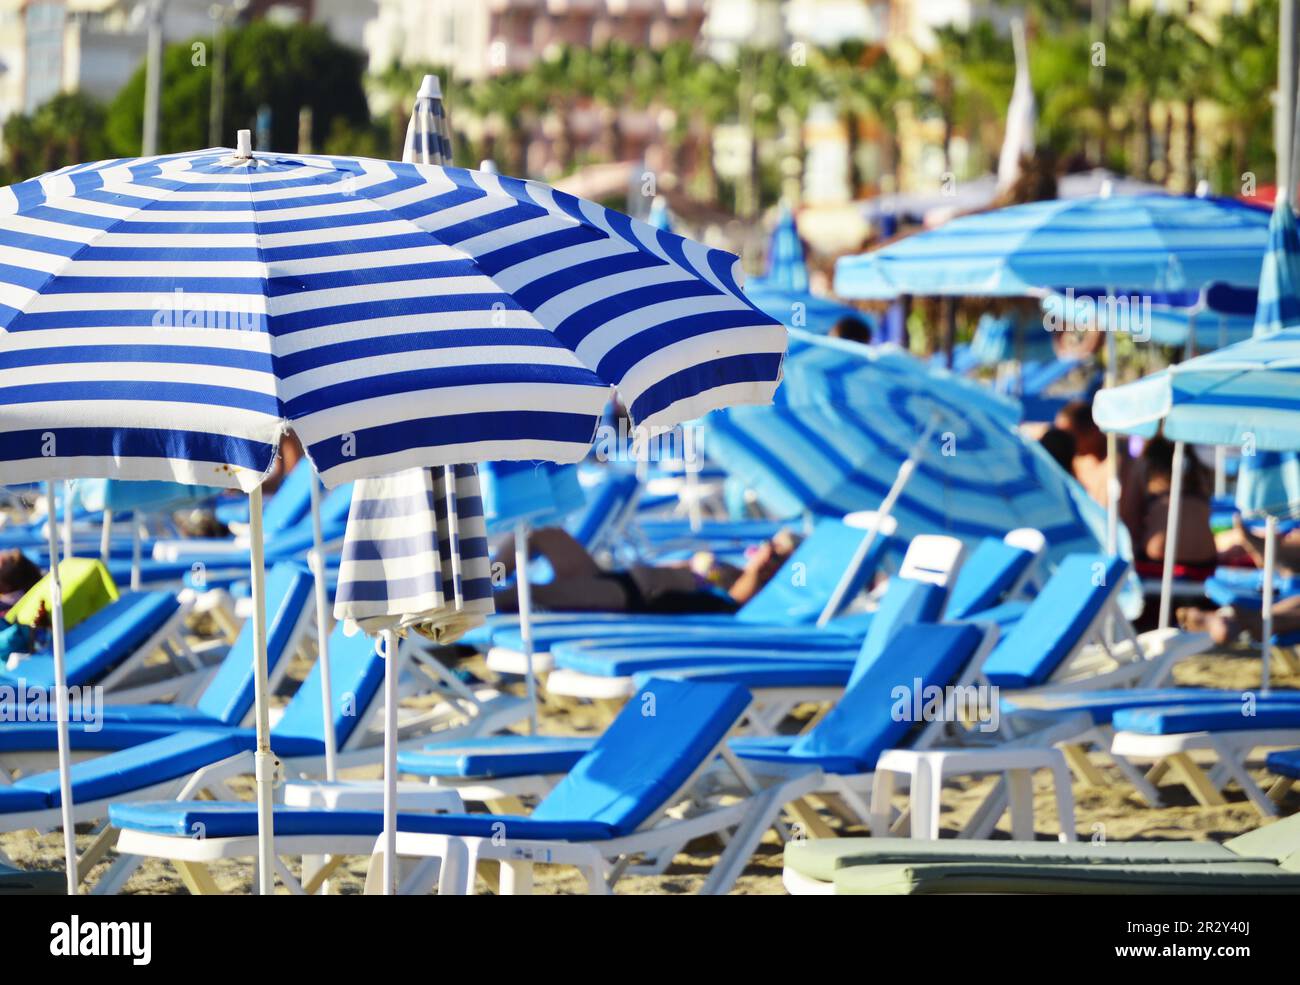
[0,562,316,773]
[109,677,823,894]
[784,807,1300,895]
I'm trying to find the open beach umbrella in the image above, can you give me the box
[744,206,864,334]
[0,129,785,893]
[835,192,1270,560]
[1094,328,1300,686]
[706,330,1132,621]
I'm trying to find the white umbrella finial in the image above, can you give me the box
[418,74,441,99]
[1195,179,1211,198]
[480,159,499,175]
[1098,179,1114,199]
[235,129,253,158]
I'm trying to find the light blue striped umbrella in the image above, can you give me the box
[646,196,674,233]
[1041,287,1258,350]
[835,194,1270,299]
[1254,199,1300,337]
[745,207,866,334]
[706,331,1128,584]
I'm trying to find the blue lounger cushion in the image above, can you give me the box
[552,642,858,678]
[0,591,180,689]
[633,661,853,689]
[109,801,619,841]
[1000,688,1277,724]
[0,720,206,753]
[980,555,1129,689]
[4,730,248,808]
[1113,702,1300,735]
[399,736,597,778]
[943,538,1035,620]
[728,734,866,774]
[735,623,986,774]
[1266,748,1300,779]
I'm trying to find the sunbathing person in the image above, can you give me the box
[1119,434,1217,567]
[492,527,801,615]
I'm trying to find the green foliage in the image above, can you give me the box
[1,92,110,183]
[104,21,370,157]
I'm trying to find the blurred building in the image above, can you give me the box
[365,0,708,80]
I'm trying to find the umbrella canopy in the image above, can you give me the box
[1254,198,1300,337]
[480,459,585,534]
[1092,328,1300,447]
[646,196,674,233]
[744,207,865,334]
[72,478,222,513]
[1041,285,1259,349]
[834,194,1271,300]
[0,141,785,491]
[1237,451,1300,516]
[705,330,1117,572]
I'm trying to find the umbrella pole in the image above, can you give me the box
[99,509,113,565]
[1213,316,1228,499]
[1157,440,1185,630]
[515,520,539,734]
[45,482,78,895]
[816,416,939,627]
[1263,515,1277,693]
[130,518,143,591]
[1104,328,1120,556]
[248,484,277,895]
[62,481,74,560]
[381,628,399,894]
[309,478,338,782]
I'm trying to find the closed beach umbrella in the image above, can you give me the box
[0,132,785,893]
[746,206,864,334]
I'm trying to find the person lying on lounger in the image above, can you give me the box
[1179,516,1300,644]
[491,527,801,615]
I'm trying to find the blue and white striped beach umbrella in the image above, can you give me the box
[745,207,865,334]
[1253,199,1300,337]
[0,140,785,491]
[706,331,1122,575]
[834,194,1270,299]
[334,464,492,640]
[1041,286,1258,350]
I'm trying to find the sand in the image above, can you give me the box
[3,642,1298,895]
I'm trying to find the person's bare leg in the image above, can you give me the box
[496,527,604,580]
[1177,598,1300,645]
[1232,514,1300,574]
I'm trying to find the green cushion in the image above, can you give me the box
[1223,811,1300,867]
[0,862,64,895]
[833,861,1300,895]
[784,837,1245,883]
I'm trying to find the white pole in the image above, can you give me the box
[1214,316,1228,499]
[130,519,143,591]
[308,478,338,782]
[381,628,399,894]
[141,0,164,157]
[685,463,702,534]
[62,481,74,560]
[248,484,276,895]
[515,520,538,734]
[45,482,78,895]
[1157,441,1185,630]
[1263,514,1278,693]
[816,415,940,627]
[99,509,113,565]
[444,468,464,609]
[1104,326,1120,556]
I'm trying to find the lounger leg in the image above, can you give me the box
[435,838,470,896]
[301,855,349,895]
[498,859,534,895]
[1108,751,1165,807]
[1208,738,1278,817]
[77,823,120,879]
[173,860,224,896]
[1006,769,1035,840]
[700,785,788,895]
[1060,744,1107,787]
[908,760,941,840]
[1165,753,1226,807]
[1145,760,1171,785]
[485,796,528,814]
[787,797,836,839]
[89,852,142,896]
[1268,777,1294,802]
[869,768,897,837]
[1050,760,1077,842]
[964,777,1008,840]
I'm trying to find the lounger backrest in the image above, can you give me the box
[16,591,179,689]
[273,621,384,747]
[569,471,639,551]
[789,622,986,768]
[194,562,313,724]
[261,461,315,536]
[263,482,353,557]
[735,518,886,626]
[979,554,1130,689]
[847,578,948,689]
[532,677,751,836]
[943,538,1036,620]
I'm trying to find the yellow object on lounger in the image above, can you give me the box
[5,558,120,630]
